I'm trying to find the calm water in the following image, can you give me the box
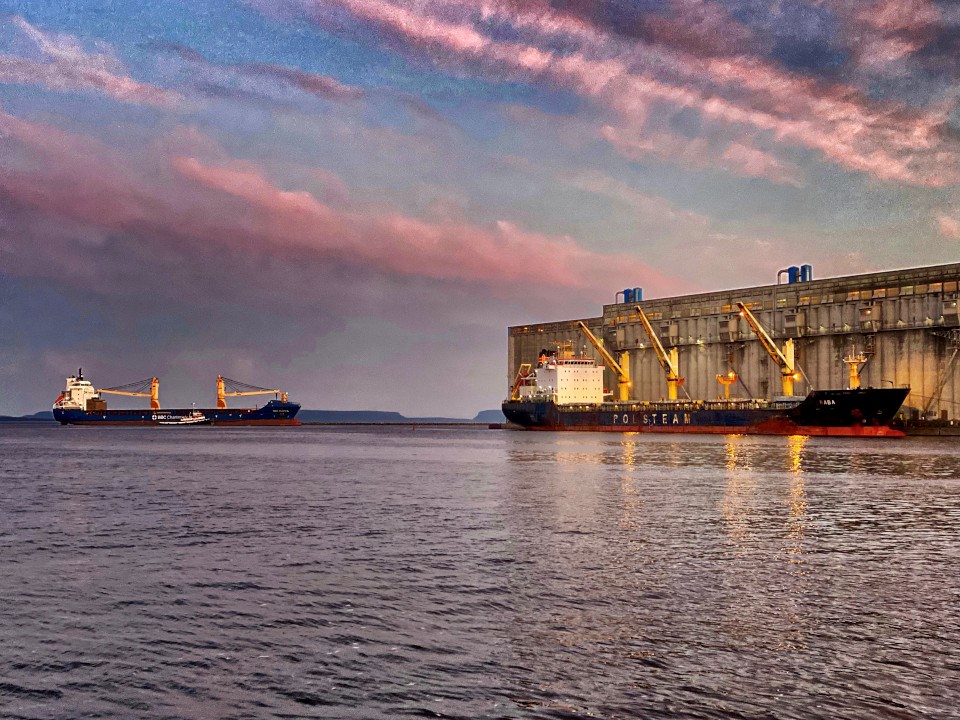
[1,425,959,719]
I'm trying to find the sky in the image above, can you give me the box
[0,0,959,416]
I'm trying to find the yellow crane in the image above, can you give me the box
[577,321,631,401]
[736,302,800,397]
[217,375,288,409]
[635,305,686,401]
[510,363,533,400]
[98,377,160,410]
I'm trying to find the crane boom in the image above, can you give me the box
[635,306,685,401]
[510,363,533,401]
[735,302,798,397]
[98,377,160,410]
[577,321,630,401]
[217,375,288,408]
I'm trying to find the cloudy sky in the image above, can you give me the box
[1,0,958,416]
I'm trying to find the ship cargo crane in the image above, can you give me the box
[98,377,160,410]
[635,305,687,401]
[510,363,533,400]
[736,302,800,397]
[217,375,288,409]
[577,321,630,401]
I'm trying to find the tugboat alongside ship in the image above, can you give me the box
[503,303,909,437]
[52,371,300,426]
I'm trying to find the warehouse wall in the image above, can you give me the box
[508,263,960,419]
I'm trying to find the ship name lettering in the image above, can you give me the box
[672,413,679,425]
[684,413,691,424]
[623,414,630,424]
[820,399,836,405]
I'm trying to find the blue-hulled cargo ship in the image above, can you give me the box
[53,371,300,426]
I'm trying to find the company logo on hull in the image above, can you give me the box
[611,412,692,426]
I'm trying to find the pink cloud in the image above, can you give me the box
[816,0,946,70]
[162,43,363,103]
[569,171,711,229]
[938,214,960,240]
[171,155,673,294]
[720,142,804,187]
[0,17,180,107]
[271,0,960,188]
[600,125,804,187]
[0,109,685,303]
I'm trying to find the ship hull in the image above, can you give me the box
[502,388,909,438]
[54,400,301,426]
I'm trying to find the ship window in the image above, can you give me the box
[901,286,914,296]
[860,289,872,300]
[915,284,928,294]
[873,288,886,298]
[945,282,958,293]
[886,287,899,297]
[929,283,943,293]
[847,291,860,301]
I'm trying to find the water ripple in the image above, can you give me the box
[1,426,959,718]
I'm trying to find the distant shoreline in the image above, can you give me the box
[302,422,493,427]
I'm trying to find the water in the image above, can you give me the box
[1,425,959,719]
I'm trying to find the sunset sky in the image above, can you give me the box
[1,0,959,416]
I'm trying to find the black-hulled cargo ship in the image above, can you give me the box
[502,354,909,437]
[503,389,909,437]
[53,371,300,426]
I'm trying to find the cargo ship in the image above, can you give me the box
[502,304,909,437]
[52,370,300,426]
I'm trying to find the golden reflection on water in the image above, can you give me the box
[720,435,812,651]
[779,435,810,650]
[618,437,641,531]
[720,435,755,549]
[783,435,808,573]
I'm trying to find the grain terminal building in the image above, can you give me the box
[508,263,960,421]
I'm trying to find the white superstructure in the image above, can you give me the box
[527,354,604,404]
[53,371,100,411]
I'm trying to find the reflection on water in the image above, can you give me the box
[721,435,756,550]
[2,426,960,719]
[783,435,808,571]
[618,438,642,531]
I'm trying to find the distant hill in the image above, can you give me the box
[1,409,505,424]
[473,409,506,423]
[297,410,408,423]
[0,411,54,422]
[298,409,506,423]
[297,409,501,423]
